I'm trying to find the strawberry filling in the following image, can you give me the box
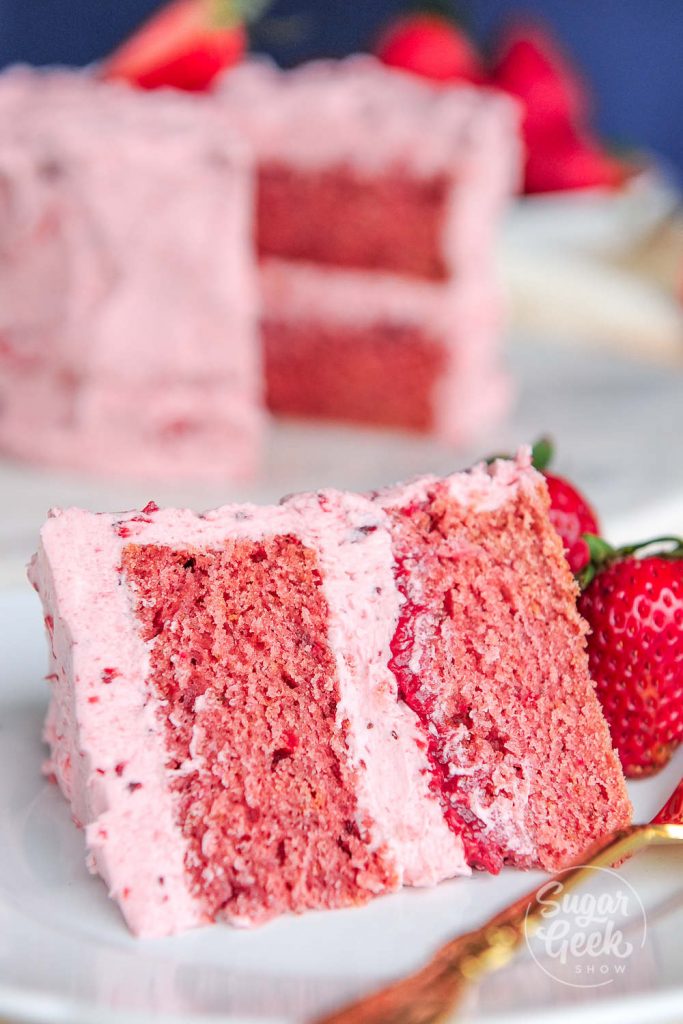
[388,550,504,872]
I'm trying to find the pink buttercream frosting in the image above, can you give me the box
[260,257,498,333]
[218,55,520,181]
[0,68,262,481]
[30,511,208,937]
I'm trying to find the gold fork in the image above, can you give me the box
[315,781,683,1024]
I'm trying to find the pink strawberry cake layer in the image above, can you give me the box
[219,56,521,280]
[30,452,631,937]
[0,68,262,481]
[261,259,511,441]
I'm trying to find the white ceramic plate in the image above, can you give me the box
[1,584,682,1024]
[504,161,680,257]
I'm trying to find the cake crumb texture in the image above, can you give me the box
[383,471,632,872]
[122,535,399,925]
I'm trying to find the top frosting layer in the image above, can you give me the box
[218,54,521,176]
[0,66,249,162]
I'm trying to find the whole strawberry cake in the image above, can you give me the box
[0,54,520,479]
[30,451,631,936]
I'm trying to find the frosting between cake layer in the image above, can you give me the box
[260,257,499,334]
[290,493,467,886]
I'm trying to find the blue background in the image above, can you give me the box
[2,1,682,177]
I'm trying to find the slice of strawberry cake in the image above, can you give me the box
[219,56,521,441]
[0,68,261,481]
[29,451,631,937]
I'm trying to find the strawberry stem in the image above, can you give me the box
[585,533,614,561]
[209,0,271,28]
[577,534,613,589]
[486,436,555,469]
[406,0,462,21]
[613,535,683,559]
[577,533,683,590]
[209,0,238,29]
[530,436,554,472]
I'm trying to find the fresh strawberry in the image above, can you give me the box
[490,23,627,194]
[490,23,587,129]
[375,14,484,85]
[101,0,249,92]
[524,122,626,194]
[529,438,600,573]
[653,778,683,824]
[578,536,683,778]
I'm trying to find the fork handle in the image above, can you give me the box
[438,823,682,979]
[315,823,683,1024]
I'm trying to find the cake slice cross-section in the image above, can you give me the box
[219,56,521,443]
[29,452,631,937]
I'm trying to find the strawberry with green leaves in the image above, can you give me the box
[101,0,265,92]
[578,535,683,778]
[490,23,627,194]
[528,438,600,573]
